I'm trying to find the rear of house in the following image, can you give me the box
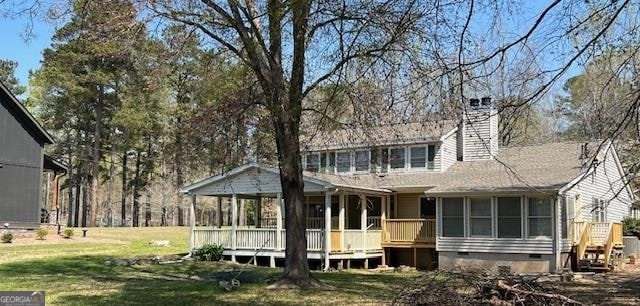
[184,97,637,273]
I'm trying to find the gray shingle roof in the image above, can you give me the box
[302,120,458,151]
[303,141,593,194]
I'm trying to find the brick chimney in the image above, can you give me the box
[459,97,498,161]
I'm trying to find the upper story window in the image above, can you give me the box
[305,153,320,172]
[336,152,351,173]
[320,153,328,173]
[410,145,436,170]
[389,147,406,169]
[355,150,369,172]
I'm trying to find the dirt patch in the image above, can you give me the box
[557,264,640,305]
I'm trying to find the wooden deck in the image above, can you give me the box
[381,219,436,248]
[572,221,624,271]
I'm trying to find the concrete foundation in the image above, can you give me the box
[438,251,555,273]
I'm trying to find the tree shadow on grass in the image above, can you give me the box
[0,255,414,305]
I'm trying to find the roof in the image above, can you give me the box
[43,154,68,174]
[181,163,392,195]
[0,81,54,144]
[308,141,593,195]
[302,120,458,151]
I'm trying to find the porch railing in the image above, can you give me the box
[382,219,436,244]
[192,227,381,252]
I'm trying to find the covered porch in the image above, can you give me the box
[182,163,391,269]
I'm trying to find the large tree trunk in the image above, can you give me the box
[132,150,141,227]
[121,150,128,226]
[74,177,80,227]
[175,115,185,227]
[81,182,88,227]
[89,86,103,227]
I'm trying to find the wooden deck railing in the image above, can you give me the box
[193,227,381,252]
[382,219,436,244]
[573,221,624,263]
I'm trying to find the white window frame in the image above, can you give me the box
[335,151,351,173]
[441,197,465,237]
[526,197,553,239]
[354,150,370,173]
[427,144,436,170]
[496,196,523,239]
[388,146,407,172]
[409,146,427,169]
[468,197,493,238]
[305,153,320,172]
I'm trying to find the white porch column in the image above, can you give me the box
[381,195,387,266]
[231,193,238,262]
[361,194,367,251]
[339,192,345,250]
[276,192,283,251]
[189,194,196,253]
[324,191,332,271]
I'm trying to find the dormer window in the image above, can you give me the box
[390,148,406,169]
[336,152,351,173]
[355,150,369,172]
[306,153,320,172]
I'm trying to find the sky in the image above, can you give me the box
[0,16,54,86]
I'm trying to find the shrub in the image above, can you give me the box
[622,217,640,236]
[36,228,48,240]
[63,228,74,238]
[1,232,13,243]
[194,244,224,261]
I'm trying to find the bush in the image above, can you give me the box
[1,232,13,243]
[63,228,74,238]
[194,244,224,261]
[36,228,48,240]
[622,217,640,236]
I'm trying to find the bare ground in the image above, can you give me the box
[557,264,640,305]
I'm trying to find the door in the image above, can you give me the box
[420,197,436,219]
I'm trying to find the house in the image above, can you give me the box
[182,97,637,273]
[0,80,62,229]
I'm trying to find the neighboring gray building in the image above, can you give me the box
[0,81,55,229]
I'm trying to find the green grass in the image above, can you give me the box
[0,227,416,305]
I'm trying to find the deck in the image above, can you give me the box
[382,219,436,248]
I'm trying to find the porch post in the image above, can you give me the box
[217,196,223,227]
[189,194,196,253]
[361,194,367,251]
[256,196,262,228]
[339,192,345,251]
[381,195,387,265]
[324,191,332,271]
[231,193,238,262]
[276,192,283,251]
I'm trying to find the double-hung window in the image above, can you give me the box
[328,152,336,173]
[497,197,521,238]
[442,198,464,237]
[355,150,369,172]
[320,153,327,173]
[469,198,492,237]
[336,152,351,173]
[528,198,552,238]
[410,147,426,168]
[305,153,320,172]
[427,145,436,170]
[592,198,606,222]
[389,147,406,169]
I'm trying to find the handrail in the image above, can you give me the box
[604,223,614,268]
[576,222,590,260]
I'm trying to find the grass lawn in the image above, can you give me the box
[0,227,416,305]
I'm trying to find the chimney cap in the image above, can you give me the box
[470,98,480,107]
[481,97,491,106]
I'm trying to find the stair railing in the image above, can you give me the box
[576,222,591,260]
[604,223,615,268]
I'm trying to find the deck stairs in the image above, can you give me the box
[572,222,624,272]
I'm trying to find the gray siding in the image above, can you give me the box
[440,132,457,171]
[462,107,498,161]
[564,146,633,222]
[0,97,44,227]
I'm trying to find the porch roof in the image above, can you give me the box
[181,162,392,196]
